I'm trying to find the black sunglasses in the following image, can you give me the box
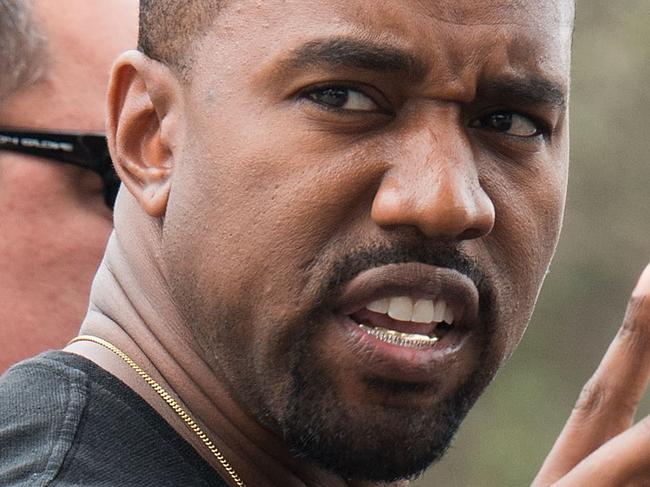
[0,128,119,209]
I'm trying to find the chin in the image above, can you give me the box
[278,342,496,482]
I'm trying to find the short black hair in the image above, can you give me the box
[138,0,224,77]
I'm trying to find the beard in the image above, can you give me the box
[273,312,495,482]
[196,239,500,482]
[269,243,499,482]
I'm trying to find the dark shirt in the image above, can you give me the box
[0,351,228,486]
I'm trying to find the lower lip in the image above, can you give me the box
[335,314,472,382]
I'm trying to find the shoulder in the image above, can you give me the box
[0,351,229,487]
[0,351,90,486]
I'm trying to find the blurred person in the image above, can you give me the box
[3,1,650,486]
[0,0,138,371]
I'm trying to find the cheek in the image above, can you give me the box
[177,123,381,291]
[161,132,363,352]
[482,159,567,357]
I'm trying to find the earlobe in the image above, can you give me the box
[106,50,183,217]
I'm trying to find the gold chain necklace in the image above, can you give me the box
[68,335,246,487]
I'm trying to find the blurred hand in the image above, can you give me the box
[532,263,650,486]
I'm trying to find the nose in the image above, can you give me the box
[370,125,495,241]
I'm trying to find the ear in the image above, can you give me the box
[106,50,184,217]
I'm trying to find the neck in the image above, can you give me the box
[66,201,407,487]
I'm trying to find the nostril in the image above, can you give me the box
[458,226,487,240]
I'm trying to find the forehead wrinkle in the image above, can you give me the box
[197,0,573,109]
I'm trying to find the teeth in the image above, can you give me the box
[359,324,438,349]
[387,296,413,322]
[365,295,456,325]
[432,300,446,323]
[411,299,434,323]
[366,298,389,314]
[443,305,455,325]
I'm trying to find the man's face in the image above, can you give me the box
[0,0,138,371]
[162,0,573,481]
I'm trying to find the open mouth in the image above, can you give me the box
[334,262,480,361]
[349,296,457,350]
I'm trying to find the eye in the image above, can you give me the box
[303,86,380,112]
[469,111,544,138]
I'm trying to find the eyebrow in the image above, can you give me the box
[477,76,567,110]
[278,37,567,110]
[283,37,429,81]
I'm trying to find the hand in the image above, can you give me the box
[532,264,650,486]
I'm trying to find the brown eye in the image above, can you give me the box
[470,111,543,137]
[306,86,379,112]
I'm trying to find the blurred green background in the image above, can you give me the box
[414,1,650,486]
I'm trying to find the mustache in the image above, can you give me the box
[324,242,486,293]
[305,240,497,334]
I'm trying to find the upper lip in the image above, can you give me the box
[333,262,480,329]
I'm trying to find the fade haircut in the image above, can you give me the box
[138,0,224,77]
[0,0,46,101]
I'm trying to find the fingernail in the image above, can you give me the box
[632,263,650,297]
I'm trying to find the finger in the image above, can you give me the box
[552,413,650,487]
[532,263,650,486]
